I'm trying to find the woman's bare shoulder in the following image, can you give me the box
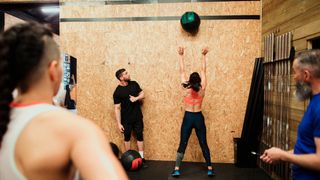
[29,109,102,138]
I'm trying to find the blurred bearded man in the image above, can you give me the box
[260,50,320,179]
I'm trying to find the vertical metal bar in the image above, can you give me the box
[267,34,270,62]
[266,35,269,62]
[264,36,266,61]
[268,62,271,148]
[286,32,292,180]
[265,35,268,62]
[271,33,275,62]
[284,33,288,59]
[288,32,292,59]
[277,36,280,60]
[270,34,272,62]
[277,35,280,61]
[276,61,279,148]
[279,34,283,60]
[281,60,284,179]
[282,34,285,60]
[271,60,274,148]
[275,36,278,61]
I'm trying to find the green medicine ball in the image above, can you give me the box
[180,11,201,34]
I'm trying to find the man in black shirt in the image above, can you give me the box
[113,68,146,161]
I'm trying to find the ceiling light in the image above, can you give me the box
[41,6,59,13]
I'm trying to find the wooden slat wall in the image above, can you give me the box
[262,0,320,51]
[262,0,320,150]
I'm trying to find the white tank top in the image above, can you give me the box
[0,103,80,180]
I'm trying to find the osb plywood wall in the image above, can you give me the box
[60,1,261,163]
[4,13,25,30]
[262,0,320,149]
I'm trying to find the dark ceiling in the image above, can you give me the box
[0,1,59,35]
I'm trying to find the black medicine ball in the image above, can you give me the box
[180,11,201,34]
[120,150,143,171]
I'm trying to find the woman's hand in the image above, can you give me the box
[178,47,184,56]
[202,47,208,56]
[117,123,124,133]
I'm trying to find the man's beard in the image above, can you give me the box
[124,78,130,82]
[295,81,312,101]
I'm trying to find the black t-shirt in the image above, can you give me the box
[113,81,143,123]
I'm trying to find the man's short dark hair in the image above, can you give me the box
[115,68,126,80]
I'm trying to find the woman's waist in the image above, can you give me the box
[184,104,202,112]
[184,110,202,114]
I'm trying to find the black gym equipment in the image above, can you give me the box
[120,150,143,171]
[235,57,264,168]
[180,11,201,35]
[110,142,120,158]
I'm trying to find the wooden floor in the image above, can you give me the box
[127,160,271,180]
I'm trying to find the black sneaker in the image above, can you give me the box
[142,158,148,168]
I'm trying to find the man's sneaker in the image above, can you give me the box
[142,158,148,168]
[207,169,215,177]
[171,169,180,177]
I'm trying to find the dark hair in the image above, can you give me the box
[0,22,53,144]
[115,68,126,80]
[296,49,320,79]
[182,72,202,92]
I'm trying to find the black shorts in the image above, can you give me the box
[122,119,144,141]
